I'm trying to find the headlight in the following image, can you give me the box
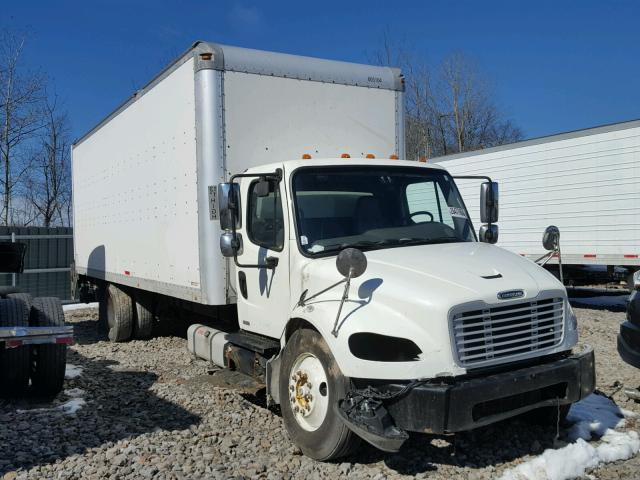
[566,299,577,330]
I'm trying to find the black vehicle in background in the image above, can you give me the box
[618,271,640,368]
[0,241,72,397]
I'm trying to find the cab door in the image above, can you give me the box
[235,172,291,337]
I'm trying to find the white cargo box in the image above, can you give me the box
[72,42,405,305]
[435,120,640,267]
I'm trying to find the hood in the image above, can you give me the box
[300,242,564,310]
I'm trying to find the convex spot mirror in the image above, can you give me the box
[220,232,243,258]
[218,182,241,231]
[542,225,560,251]
[336,248,367,278]
[480,181,499,224]
[479,224,499,244]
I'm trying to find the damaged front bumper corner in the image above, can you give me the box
[338,345,595,452]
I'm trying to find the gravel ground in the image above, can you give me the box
[1,300,639,479]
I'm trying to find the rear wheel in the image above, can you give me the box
[279,328,360,460]
[104,284,133,342]
[30,297,67,396]
[6,292,33,312]
[133,294,154,340]
[0,298,30,396]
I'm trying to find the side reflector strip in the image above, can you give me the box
[624,254,638,259]
[584,254,596,258]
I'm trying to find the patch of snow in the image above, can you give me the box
[65,364,83,379]
[59,398,86,414]
[499,394,639,480]
[16,389,87,415]
[64,388,85,397]
[63,302,98,312]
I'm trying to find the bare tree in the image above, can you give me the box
[371,38,522,160]
[0,29,46,225]
[27,93,72,227]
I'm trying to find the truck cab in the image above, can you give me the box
[217,157,595,459]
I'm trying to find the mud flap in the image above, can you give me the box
[336,395,408,452]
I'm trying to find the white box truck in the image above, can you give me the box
[435,120,640,286]
[72,42,594,460]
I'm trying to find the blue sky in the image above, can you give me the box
[4,0,639,142]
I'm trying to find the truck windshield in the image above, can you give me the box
[292,166,476,255]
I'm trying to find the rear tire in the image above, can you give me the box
[6,292,33,312]
[0,298,30,396]
[279,328,360,460]
[133,294,154,340]
[104,284,133,342]
[30,297,67,396]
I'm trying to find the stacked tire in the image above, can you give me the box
[99,283,155,342]
[0,293,67,397]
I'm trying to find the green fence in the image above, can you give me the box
[0,227,73,300]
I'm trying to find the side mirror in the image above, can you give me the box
[220,232,243,258]
[336,248,368,278]
[542,225,560,251]
[254,178,271,197]
[218,182,241,230]
[479,224,499,244]
[480,181,499,224]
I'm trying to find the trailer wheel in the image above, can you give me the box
[6,292,33,312]
[133,295,154,340]
[0,298,30,396]
[279,328,360,460]
[30,297,67,396]
[105,284,133,342]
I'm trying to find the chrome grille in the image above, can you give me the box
[452,297,564,368]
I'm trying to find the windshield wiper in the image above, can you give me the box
[313,237,462,253]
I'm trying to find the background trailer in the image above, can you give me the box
[435,119,640,284]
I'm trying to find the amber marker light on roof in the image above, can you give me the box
[341,153,351,158]
[366,154,375,159]
[419,157,428,163]
[302,153,312,159]
[389,154,399,160]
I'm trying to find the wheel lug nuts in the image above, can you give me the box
[289,385,294,392]
[307,383,312,389]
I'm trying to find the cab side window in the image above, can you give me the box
[247,180,285,251]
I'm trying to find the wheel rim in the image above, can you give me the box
[288,353,329,432]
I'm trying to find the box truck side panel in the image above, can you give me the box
[223,71,400,174]
[437,123,640,266]
[72,58,204,301]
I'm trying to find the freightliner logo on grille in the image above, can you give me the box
[497,289,525,300]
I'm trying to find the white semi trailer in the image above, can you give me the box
[435,120,640,286]
[72,42,594,460]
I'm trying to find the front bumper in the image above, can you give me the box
[384,345,595,434]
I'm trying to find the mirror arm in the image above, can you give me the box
[230,168,283,184]
[233,255,278,270]
[296,278,347,307]
[331,272,353,337]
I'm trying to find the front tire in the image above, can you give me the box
[279,328,360,460]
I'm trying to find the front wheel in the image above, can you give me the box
[279,328,360,460]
